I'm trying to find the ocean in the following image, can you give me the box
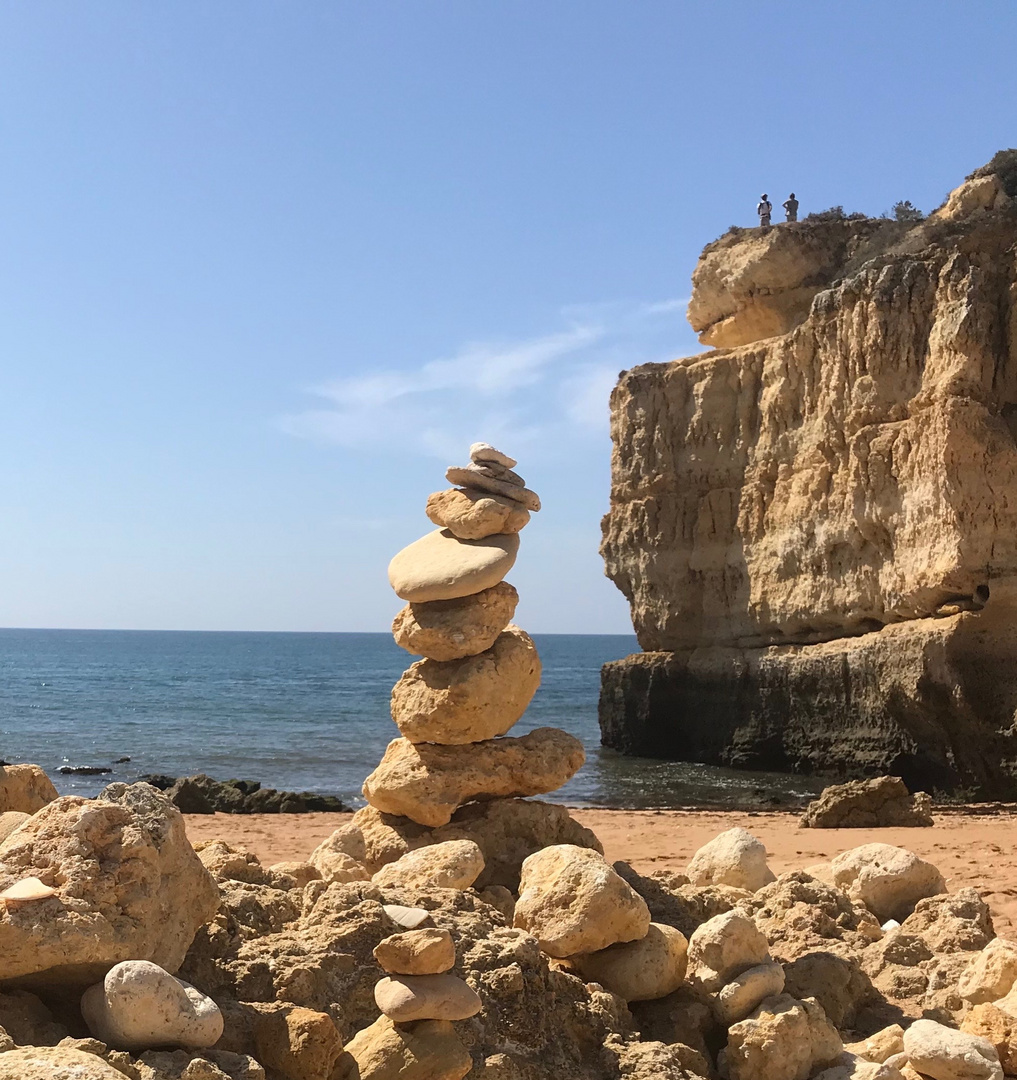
[0,629,823,809]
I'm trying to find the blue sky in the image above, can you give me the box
[1,1,1015,632]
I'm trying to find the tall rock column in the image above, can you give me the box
[311,443,603,894]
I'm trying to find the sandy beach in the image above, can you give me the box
[184,804,1017,937]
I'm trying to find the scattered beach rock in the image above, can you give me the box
[845,1025,906,1064]
[392,581,519,661]
[0,782,219,985]
[782,951,874,1029]
[362,728,585,827]
[686,827,776,892]
[959,938,1017,1004]
[830,843,946,923]
[425,488,530,541]
[961,1004,1017,1076]
[0,763,57,814]
[251,1004,344,1080]
[335,1014,472,1080]
[0,811,28,844]
[374,973,482,1022]
[899,887,993,954]
[687,910,771,993]
[714,960,787,1024]
[513,844,651,958]
[143,773,347,815]
[719,994,843,1080]
[371,839,485,892]
[801,777,935,829]
[571,922,688,1002]
[374,928,456,975]
[903,1017,1003,1080]
[387,528,519,603]
[390,625,541,743]
[80,959,224,1051]
[0,1046,127,1080]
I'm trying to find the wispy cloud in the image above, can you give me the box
[278,298,693,458]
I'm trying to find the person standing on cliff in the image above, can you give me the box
[757,194,772,227]
[783,193,799,222]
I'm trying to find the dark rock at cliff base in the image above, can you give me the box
[599,611,1017,799]
[139,773,347,814]
[801,776,934,829]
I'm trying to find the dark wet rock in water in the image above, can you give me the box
[139,773,347,814]
[800,776,934,829]
[112,756,131,764]
[57,765,113,775]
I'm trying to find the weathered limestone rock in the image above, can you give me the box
[714,960,786,1024]
[961,1004,1017,1076]
[0,811,28,844]
[686,828,775,892]
[0,764,57,814]
[782,951,874,1028]
[687,910,771,993]
[814,1059,907,1080]
[599,166,1017,796]
[374,973,482,1022]
[934,176,1011,222]
[371,840,485,892]
[903,1018,1003,1080]
[899,888,994,954]
[80,960,223,1051]
[362,728,585,828]
[335,1015,472,1080]
[374,928,456,975]
[610,1038,713,1080]
[312,798,603,890]
[425,489,530,541]
[252,1005,344,1080]
[571,922,688,1002]
[801,777,935,829]
[392,581,519,661]
[390,626,541,743]
[388,529,519,603]
[719,994,843,1080]
[0,1046,127,1080]
[0,783,219,985]
[830,844,946,923]
[686,216,894,348]
[959,938,1017,1004]
[845,1026,906,1065]
[514,845,651,958]
[266,861,321,888]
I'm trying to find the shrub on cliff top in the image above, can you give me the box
[968,148,1017,198]
[891,200,924,223]
[803,205,868,223]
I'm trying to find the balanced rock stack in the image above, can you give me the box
[361,442,586,829]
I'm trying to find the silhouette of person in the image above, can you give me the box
[757,194,772,227]
[783,193,799,222]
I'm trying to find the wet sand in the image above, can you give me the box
[184,805,1017,937]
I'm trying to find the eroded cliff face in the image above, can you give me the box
[601,159,1017,794]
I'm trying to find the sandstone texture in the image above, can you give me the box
[802,778,935,829]
[391,581,519,661]
[571,922,688,1001]
[719,994,843,1080]
[715,960,787,1024]
[336,1015,472,1080]
[251,1005,343,1080]
[0,783,219,985]
[600,157,1017,796]
[373,973,482,1022]
[686,827,775,892]
[513,844,651,958]
[0,764,57,815]
[0,812,28,845]
[903,1018,1003,1080]
[388,529,518,603]
[831,844,946,923]
[80,960,223,1051]
[374,928,456,975]
[389,626,541,743]
[425,489,530,541]
[371,839,485,892]
[958,938,1017,1004]
[362,728,585,827]
[687,910,771,993]
[0,1046,128,1079]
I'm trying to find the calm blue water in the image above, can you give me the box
[0,629,823,808]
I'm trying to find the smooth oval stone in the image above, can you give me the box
[374,928,456,975]
[388,529,519,603]
[1,876,57,903]
[374,973,482,1022]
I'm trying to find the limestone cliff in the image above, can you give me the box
[600,155,1017,795]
